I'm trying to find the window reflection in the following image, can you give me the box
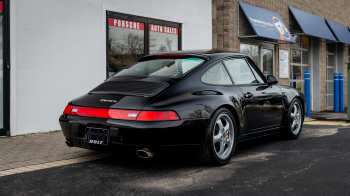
[224,59,260,84]
[292,49,301,64]
[201,63,232,85]
[108,19,145,77]
[149,24,178,54]
[240,44,259,66]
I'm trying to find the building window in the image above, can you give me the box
[290,35,310,93]
[326,43,336,108]
[108,18,145,77]
[240,42,274,77]
[149,24,178,54]
[107,13,181,77]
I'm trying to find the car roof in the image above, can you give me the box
[146,49,247,58]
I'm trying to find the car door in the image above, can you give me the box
[223,58,284,132]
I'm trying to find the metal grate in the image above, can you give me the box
[89,79,169,97]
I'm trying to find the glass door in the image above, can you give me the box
[240,42,275,77]
[262,48,273,77]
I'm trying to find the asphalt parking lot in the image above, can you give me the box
[1,124,349,196]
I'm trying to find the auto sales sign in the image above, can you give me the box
[239,2,295,43]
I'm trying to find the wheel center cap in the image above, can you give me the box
[223,134,226,139]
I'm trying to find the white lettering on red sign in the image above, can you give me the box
[149,24,178,35]
[108,18,144,30]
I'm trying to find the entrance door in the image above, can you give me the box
[262,48,273,77]
[240,42,275,78]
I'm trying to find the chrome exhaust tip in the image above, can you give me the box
[65,140,74,147]
[136,148,154,158]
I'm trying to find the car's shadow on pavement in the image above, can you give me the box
[94,132,284,169]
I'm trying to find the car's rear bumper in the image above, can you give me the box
[59,115,209,150]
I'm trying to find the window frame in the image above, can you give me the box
[106,11,182,79]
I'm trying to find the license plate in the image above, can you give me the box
[84,127,109,145]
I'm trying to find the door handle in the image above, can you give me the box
[244,92,253,98]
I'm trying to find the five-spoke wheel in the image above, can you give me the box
[213,114,234,160]
[285,99,304,139]
[290,102,302,135]
[197,108,236,166]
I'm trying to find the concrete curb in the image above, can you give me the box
[304,121,350,126]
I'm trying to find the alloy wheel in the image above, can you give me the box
[213,113,234,160]
[290,102,302,135]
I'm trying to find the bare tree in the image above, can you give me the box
[165,37,172,51]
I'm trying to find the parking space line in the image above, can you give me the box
[0,153,113,177]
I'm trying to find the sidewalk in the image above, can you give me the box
[310,108,347,121]
[0,131,106,172]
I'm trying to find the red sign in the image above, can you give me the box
[0,1,3,12]
[108,18,144,30]
[149,24,178,35]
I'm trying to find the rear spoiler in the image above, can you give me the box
[138,54,209,62]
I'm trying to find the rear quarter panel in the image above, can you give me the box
[277,85,307,122]
[143,59,248,137]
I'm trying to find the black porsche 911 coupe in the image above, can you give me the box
[59,49,306,166]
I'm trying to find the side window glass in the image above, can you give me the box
[201,63,233,85]
[224,59,259,84]
[247,62,265,83]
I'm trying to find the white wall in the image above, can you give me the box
[10,0,212,135]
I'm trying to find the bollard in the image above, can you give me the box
[334,73,339,112]
[339,73,344,111]
[292,74,296,88]
[305,71,311,117]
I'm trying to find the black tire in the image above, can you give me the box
[284,98,304,139]
[197,108,237,166]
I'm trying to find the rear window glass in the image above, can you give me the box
[113,58,205,78]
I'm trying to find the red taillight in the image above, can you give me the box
[64,106,180,121]
[69,106,140,120]
[137,111,179,121]
[63,105,73,115]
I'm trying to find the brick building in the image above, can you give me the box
[212,0,350,111]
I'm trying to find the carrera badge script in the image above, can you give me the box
[100,99,117,103]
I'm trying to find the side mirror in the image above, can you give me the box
[267,75,278,85]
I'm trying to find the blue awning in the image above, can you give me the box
[325,19,350,45]
[288,6,336,41]
[239,2,295,43]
